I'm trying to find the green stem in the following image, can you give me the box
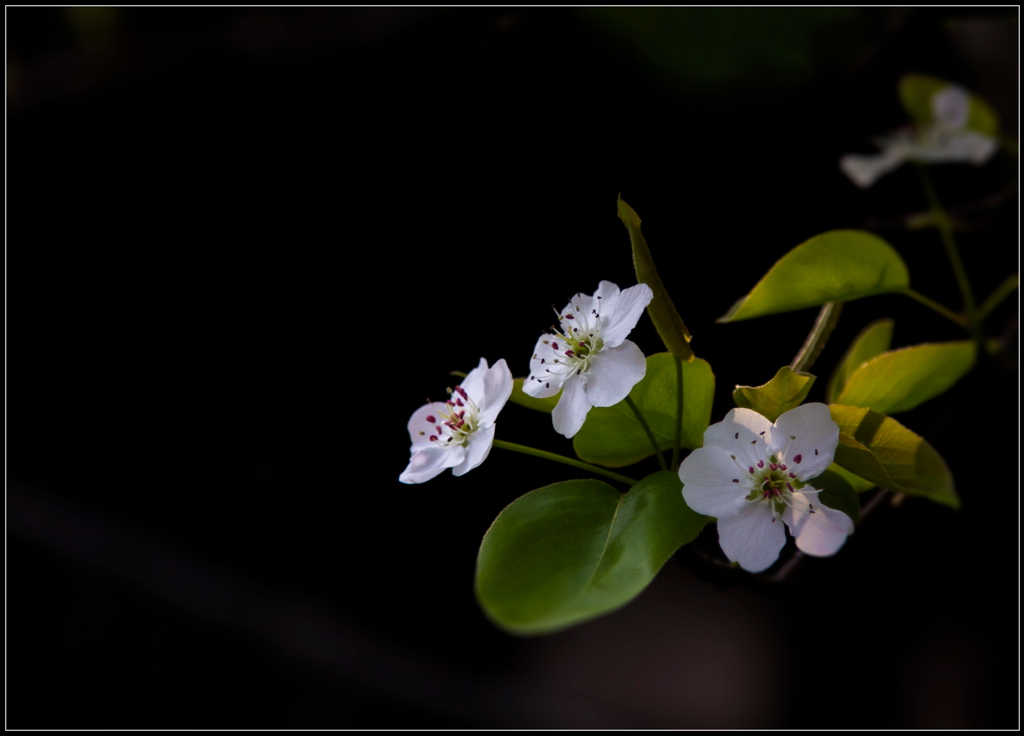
[672,356,683,472]
[918,164,981,346]
[624,395,668,471]
[492,439,638,487]
[976,273,1019,324]
[790,301,843,374]
[902,288,968,328]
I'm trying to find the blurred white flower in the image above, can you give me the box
[524,281,653,438]
[678,403,853,573]
[400,358,512,484]
[839,84,998,188]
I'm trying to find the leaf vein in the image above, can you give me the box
[581,494,626,594]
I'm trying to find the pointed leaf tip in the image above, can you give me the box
[720,230,909,322]
[616,196,694,360]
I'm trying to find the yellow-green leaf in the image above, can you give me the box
[830,405,958,509]
[617,196,694,361]
[835,341,975,415]
[833,432,901,492]
[733,366,816,423]
[826,318,894,404]
[718,231,910,322]
[826,462,876,494]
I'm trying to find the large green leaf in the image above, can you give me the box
[899,73,1000,137]
[835,341,975,415]
[826,462,876,494]
[826,319,894,403]
[617,196,694,361]
[833,432,901,492]
[718,231,910,322]
[810,469,861,523]
[732,365,815,422]
[509,377,558,414]
[830,405,958,509]
[476,472,709,635]
[574,353,715,467]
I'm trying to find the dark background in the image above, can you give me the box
[8,7,1018,728]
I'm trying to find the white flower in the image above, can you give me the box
[399,358,513,484]
[678,403,853,573]
[839,84,998,188]
[524,280,654,438]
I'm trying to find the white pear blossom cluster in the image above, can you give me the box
[839,84,998,188]
[400,279,855,571]
[400,281,653,483]
[678,403,853,572]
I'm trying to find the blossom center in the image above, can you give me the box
[419,385,481,448]
[540,295,606,380]
[742,454,808,517]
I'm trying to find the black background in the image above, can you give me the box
[8,8,1019,728]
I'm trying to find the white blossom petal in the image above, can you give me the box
[600,283,654,348]
[911,132,998,165]
[458,357,489,403]
[584,339,646,407]
[717,503,787,573]
[552,373,592,438]
[679,445,754,519]
[783,491,854,557]
[525,335,566,398]
[932,85,970,129]
[592,280,621,313]
[560,291,599,329]
[770,403,838,482]
[407,401,453,451]
[476,359,513,425]
[958,132,999,164]
[702,407,775,471]
[839,149,908,188]
[399,444,465,484]
[453,424,495,476]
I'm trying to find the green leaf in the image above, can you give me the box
[826,319,894,404]
[826,462,876,494]
[617,196,694,361]
[830,405,959,509]
[574,353,715,467]
[732,366,816,423]
[509,378,558,414]
[899,73,1000,137]
[833,432,901,492]
[835,341,975,415]
[810,469,861,523]
[718,231,910,322]
[476,471,710,636]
